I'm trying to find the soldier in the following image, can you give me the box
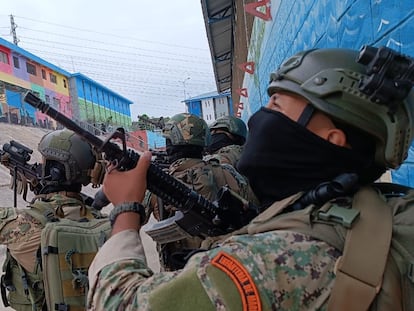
[204,115,247,167]
[88,47,414,310]
[145,113,257,270]
[0,129,105,311]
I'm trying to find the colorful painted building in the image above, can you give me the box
[0,37,71,128]
[0,37,132,130]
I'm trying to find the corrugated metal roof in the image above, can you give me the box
[184,89,231,102]
[71,73,133,104]
[200,1,253,115]
[201,0,233,93]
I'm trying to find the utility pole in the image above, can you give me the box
[179,77,190,100]
[10,15,20,46]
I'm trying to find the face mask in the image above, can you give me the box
[207,132,235,153]
[237,107,372,207]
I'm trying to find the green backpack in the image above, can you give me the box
[40,217,111,311]
[1,199,111,311]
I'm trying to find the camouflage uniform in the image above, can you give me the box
[87,199,339,310]
[0,193,98,310]
[203,144,244,167]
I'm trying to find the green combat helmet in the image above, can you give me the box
[267,48,414,168]
[38,129,96,185]
[209,115,247,143]
[162,113,211,147]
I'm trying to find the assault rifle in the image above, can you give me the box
[0,140,96,208]
[149,149,171,170]
[0,140,42,207]
[24,91,260,241]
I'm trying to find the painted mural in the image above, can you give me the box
[0,37,133,131]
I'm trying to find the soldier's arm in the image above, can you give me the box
[87,229,249,310]
[87,225,338,310]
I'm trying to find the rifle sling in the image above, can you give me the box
[246,187,392,310]
[327,186,393,311]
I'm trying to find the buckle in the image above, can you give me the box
[317,205,360,228]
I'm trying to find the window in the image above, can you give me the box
[26,62,37,75]
[13,56,19,68]
[41,69,46,80]
[49,73,57,84]
[63,79,67,88]
[0,51,9,64]
[45,95,50,104]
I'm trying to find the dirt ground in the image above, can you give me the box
[0,123,160,310]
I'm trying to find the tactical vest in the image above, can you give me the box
[229,183,414,311]
[0,193,110,311]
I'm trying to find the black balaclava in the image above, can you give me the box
[237,107,384,208]
[207,133,238,154]
[166,139,204,163]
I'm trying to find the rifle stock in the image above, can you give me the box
[24,91,257,239]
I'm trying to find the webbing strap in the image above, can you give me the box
[328,187,393,311]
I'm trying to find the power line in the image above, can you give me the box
[18,27,210,61]
[0,14,217,118]
[5,14,209,52]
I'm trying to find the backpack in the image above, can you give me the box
[1,196,111,311]
[40,217,111,311]
[245,183,414,311]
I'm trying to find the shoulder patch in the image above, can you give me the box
[211,251,262,311]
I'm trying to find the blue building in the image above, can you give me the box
[184,90,233,125]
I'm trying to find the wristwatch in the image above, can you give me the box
[109,202,146,227]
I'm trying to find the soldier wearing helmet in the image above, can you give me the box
[205,115,247,167]
[88,47,414,310]
[0,129,105,310]
[146,113,257,270]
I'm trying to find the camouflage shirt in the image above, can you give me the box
[203,144,244,167]
[0,192,98,311]
[87,228,339,310]
[0,192,91,272]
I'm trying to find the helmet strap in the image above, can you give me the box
[297,103,315,127]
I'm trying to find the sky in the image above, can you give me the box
[0,0,217,119]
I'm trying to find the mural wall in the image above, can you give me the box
[0,37,133,130]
